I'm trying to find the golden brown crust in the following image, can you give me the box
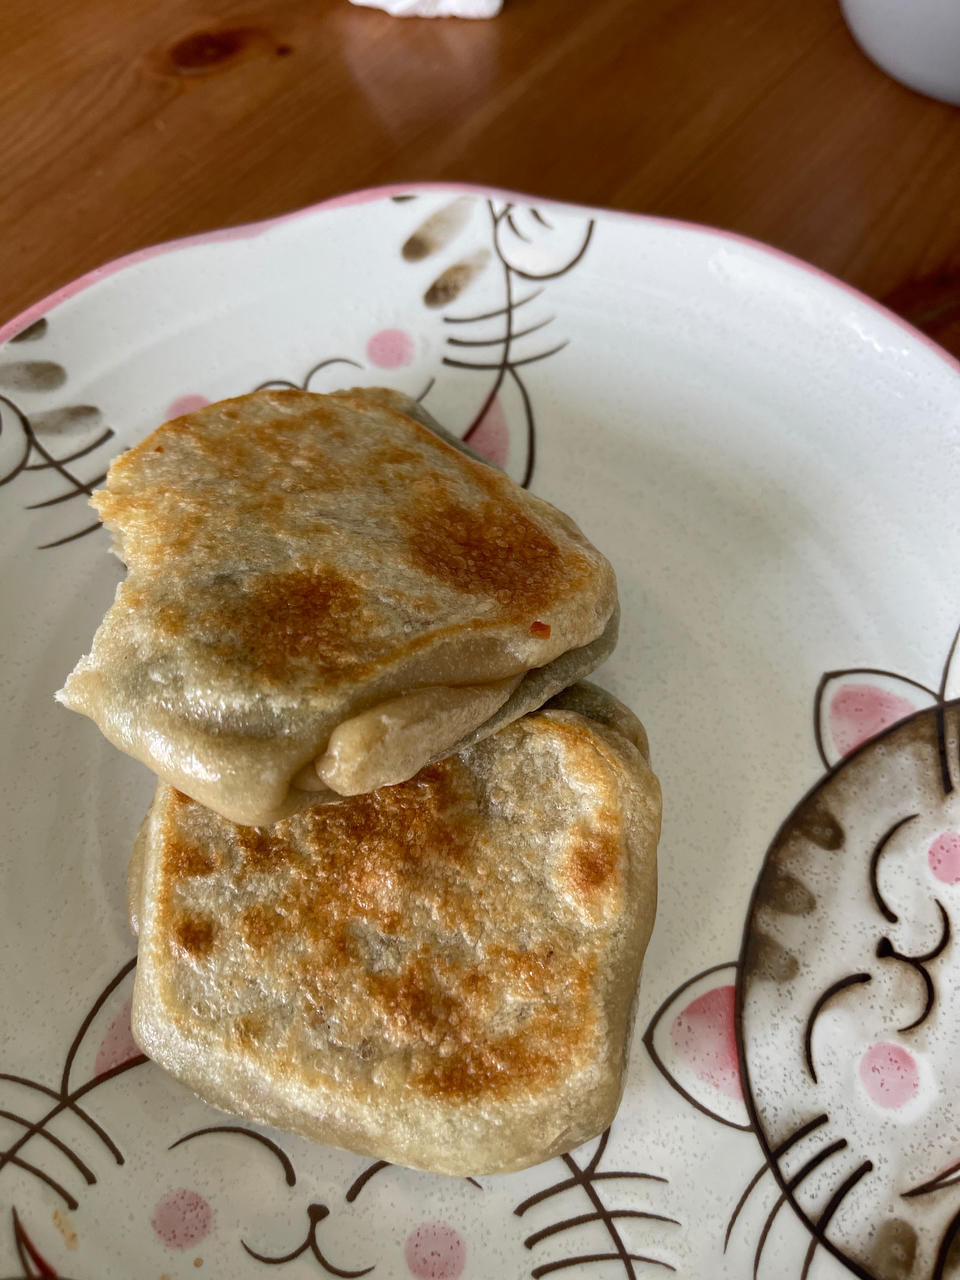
[153,757,602,1105]
[59,388,618,824]
[132,689,661,1174]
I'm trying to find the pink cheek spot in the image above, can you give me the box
[151,1189,213,1250]
[94,997,140,1075]
[464,395,509,469]
[829,685,916,757]
[366,328,415,369]
[929,831,960,884]
[166,394,211,420]
[669,985,742,1100]
[404,1221,466,1280]
[859,1043,920,1108]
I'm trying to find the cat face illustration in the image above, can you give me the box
[648,639,960,1280]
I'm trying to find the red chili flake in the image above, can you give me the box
[530,620,551,638]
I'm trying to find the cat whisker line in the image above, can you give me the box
[0,1073,121,1164]
[725,1163,769,1253]
[753,1190,788,1280]
[799,1236,819,1280]
[0,1054,147,1188]
[903,1155,960,1198]
[0,959,143,1190]
[0,1107,95,1183]
[5,1153,78,1210]
[797,1160,873,1280]
[9,1206,84,1280]
[726,1116,831,1250]
[60,956,136,1096]
[753,1140,849,1280]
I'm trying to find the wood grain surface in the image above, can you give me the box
[3,0,960,353]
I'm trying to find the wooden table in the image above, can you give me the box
[5,0,960,355]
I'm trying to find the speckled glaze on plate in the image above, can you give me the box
[2,185,960,1280]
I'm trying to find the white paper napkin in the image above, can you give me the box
[349,0,501,17]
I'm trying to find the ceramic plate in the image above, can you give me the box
[3,186,960,1280]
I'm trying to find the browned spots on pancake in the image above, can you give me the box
[414,953,596,1102]
[233,1013,270,1049]
[164,839,217,880]
[234,825,285,876]
[156,743,608,1101]
[566,829,621,900]
[241,903,285,952]
[162,800,220,880]
[153,566,376,685]
[173,914,217,959]
[365,942,596,1102]
[372,442,422,470]
[406,490,569,613]
[414,1009,593,1102]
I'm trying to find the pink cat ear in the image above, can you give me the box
[814,669,936,770]
[642,964,750,1130]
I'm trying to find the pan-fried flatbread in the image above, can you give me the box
[58,388,618,825]
[129,684,661,1177]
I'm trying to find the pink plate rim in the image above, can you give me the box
[1,180,958,383]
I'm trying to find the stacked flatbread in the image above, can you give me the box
[58,387,618,826]
[59,388,661,1175]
